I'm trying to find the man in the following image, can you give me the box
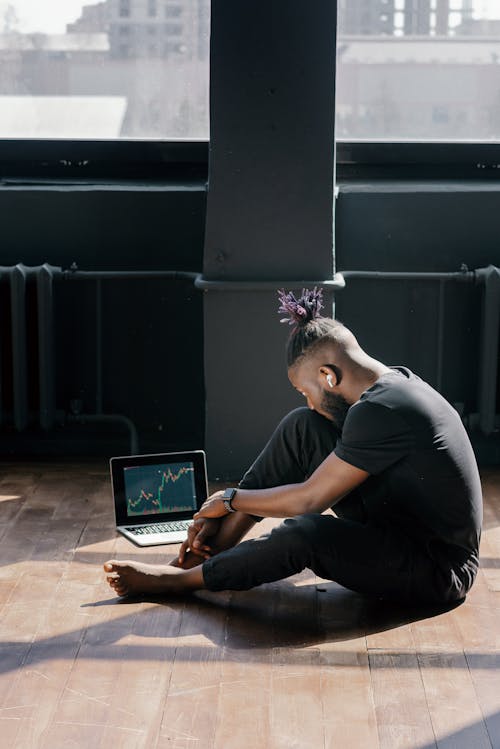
[105,288,482,604]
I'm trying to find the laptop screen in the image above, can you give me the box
[111,451,208,527]
[124,460,198,517]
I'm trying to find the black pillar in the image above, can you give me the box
[203,1,338,480]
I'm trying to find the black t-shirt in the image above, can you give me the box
[334,367,482,577]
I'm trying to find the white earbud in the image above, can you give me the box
[326,374,334,388]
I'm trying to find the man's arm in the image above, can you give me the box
[195,453,369,520]
[206,511,257,551]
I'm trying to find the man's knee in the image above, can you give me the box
[278,407,328,430]
[277,407,316,433]
[277,407,339,445]
[271,513,328,548]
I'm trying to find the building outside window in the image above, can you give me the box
[119,0,130,18]
[164,23,182,36]
[336,0,500,141]
[165,5,182,19]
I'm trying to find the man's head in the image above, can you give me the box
[278,288,364,428]
[287,338,352,427]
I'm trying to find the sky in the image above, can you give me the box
[0,0,102,33]
[0,0,499,34]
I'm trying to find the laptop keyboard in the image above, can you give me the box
[125,520,191,536]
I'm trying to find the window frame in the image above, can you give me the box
[0,139,208,181]
[2,139,500,182]
[336,141,500,181]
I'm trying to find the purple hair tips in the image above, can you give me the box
[277,287,324,327]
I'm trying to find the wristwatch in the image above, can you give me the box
[222,487,237,513]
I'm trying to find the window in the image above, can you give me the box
[0,0,210,140]
[432,105,450,124]
[337,0,500,141]
[164,41,184,56]
[119,0,131,18]
[165,5,183,19]
[164,23,182,36]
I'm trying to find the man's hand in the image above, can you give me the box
[177,517,221,566]
[194,491,230,520]
[174,510,257,570]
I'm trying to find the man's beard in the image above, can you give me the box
[320,390,351,430]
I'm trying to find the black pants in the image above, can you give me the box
[202,408,462,603]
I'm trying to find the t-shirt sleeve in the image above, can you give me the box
[334,400,415,474]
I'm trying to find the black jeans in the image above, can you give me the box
[202,408,463,603]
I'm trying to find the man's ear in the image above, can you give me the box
[319,364,342,387]
[319,365,336,388]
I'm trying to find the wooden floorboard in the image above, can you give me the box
[1,462,500,748]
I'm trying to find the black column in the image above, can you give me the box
[203,1,337,480]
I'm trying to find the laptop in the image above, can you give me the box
[110,450,208,546]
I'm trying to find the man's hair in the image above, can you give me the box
[277,288,349,368]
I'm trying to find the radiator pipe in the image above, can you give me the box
[66,413,139,455]
[62,269,346,291]
[32,265,478,287]
[475,265,500,435]
[10,264,29,431]
[63,269,199,282]
[193,276,346,291]
[338,270,475,283]
[95,278,103,415]
[37,263,56,430]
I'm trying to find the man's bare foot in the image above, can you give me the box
[104,560,205,597]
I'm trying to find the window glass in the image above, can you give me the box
[337,0,500,141]
[0,0,210,140]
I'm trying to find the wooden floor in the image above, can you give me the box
[0,464,500,749]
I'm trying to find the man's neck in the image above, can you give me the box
[344,358,391,404]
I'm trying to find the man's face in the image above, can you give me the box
[288,360,350,429]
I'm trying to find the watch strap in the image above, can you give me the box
[222,487,237,513]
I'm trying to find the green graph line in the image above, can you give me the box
[128,465,194,513]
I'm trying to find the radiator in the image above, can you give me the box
[0,263,197,451]
[0,263,498,444]
[336,266,500,435]
[0,263,59,432]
